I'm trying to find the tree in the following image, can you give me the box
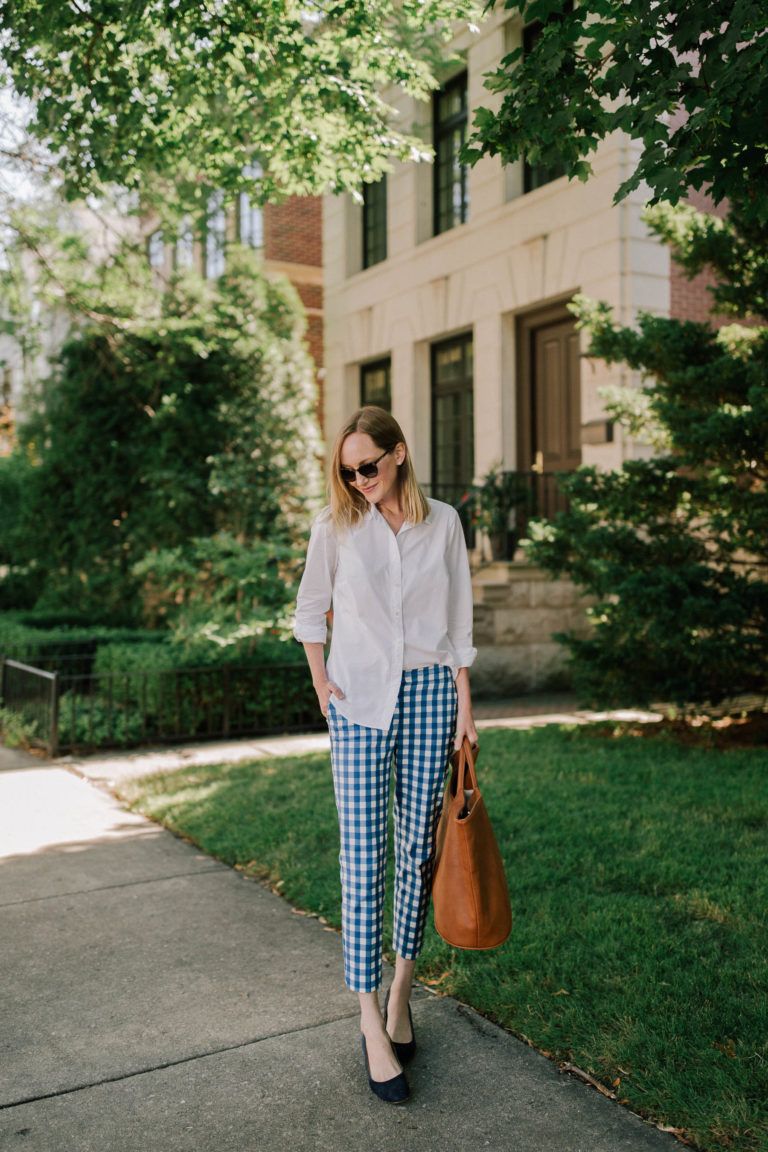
[526,287,768,709]
[467,0,768,224]
[465,0,768,709]
[3,228,323,624]
[0,0,479,213]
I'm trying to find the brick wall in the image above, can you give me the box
[669,189,732,329]
[304,313,324,377]
[263,194,324,421]
[264,196,322,267]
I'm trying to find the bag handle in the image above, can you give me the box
[453,736,479,794]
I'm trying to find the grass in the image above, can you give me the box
[117,724,768,1152]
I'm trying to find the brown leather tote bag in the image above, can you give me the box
[432,737,512,950]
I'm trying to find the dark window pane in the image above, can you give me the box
[362,177,387,269]
[431,333,474,495]
[147,230,164,268]
[361,358,392,410]
[205,190,226,278]
[238,162,264,250]
[522,6,572,193]
[433,73,469,236]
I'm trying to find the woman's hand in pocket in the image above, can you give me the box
[314,678,345,717]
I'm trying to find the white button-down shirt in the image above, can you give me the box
[293,498,477,731]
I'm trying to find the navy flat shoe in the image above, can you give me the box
[361,1034,410,1104]
[383,989,416,1065]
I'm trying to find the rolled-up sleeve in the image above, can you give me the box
[446,510,477,670]
[293,511,337,645]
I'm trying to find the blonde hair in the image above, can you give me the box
[328,406,430,531]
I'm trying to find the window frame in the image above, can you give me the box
[237,162,264,252]
[522,4,572,194]
[362,176,387,269]
[147,229,165,269]
[430,331,474,497]
[360,356,392,411]
[433,71,470,237]
[204,190,227,279]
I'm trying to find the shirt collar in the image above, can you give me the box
[367,502,433,532]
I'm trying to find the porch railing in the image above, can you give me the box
[425,471,569,559]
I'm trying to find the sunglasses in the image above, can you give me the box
[339,446,394,484]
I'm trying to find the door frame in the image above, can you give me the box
[515,298,579,472]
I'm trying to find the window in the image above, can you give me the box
[522,5,572,193]
[360,358,391,410]
[238,162,264,251]
[147,230,165,269]
[431,333,474,501]
[205,191,227,278]
[433,73,469,236]
[362,176,387,268]
[175,218,195,269]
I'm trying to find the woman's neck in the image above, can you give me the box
[379,498,401,516]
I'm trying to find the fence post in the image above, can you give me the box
[1,654,6,706]
[50,672,60,759]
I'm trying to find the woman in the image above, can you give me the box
[294,406,477,1103]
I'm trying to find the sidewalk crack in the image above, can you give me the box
[0,867,226,908]
[0,1016,361,1111]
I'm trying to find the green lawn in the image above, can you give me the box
[118,725,768,1152]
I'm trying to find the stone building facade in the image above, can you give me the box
[320,10,718,696]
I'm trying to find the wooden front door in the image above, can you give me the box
[518,307,581,475]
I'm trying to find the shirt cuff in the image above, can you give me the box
[454,646,478,669]
[293,622,328,645]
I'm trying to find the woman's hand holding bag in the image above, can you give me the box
[431,737,512,950]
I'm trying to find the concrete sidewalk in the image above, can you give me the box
[0,708,675,1152]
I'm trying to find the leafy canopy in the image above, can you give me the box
[468,0,768,222]
[0,0,479,210]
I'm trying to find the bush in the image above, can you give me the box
[87,636,309,734]
[0,612,167,675]
[57,692,146,749]
[56,658,318,751]
[11,245,322,622]
[133,533,301,640]
[0,705,38,749]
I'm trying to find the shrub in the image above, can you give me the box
[0,706,38,749]
[12,245,322,622]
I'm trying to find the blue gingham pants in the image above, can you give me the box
[327,664,457,992]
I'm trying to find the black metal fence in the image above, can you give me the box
[1,658,60,756]
[1,657,322,757]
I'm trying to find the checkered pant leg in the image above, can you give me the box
[327,665,457,992]
[392,665,457,960]
[328,705,396,992]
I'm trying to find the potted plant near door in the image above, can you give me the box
[472,466,534,561]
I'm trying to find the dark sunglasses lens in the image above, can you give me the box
[340,462,378,483]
